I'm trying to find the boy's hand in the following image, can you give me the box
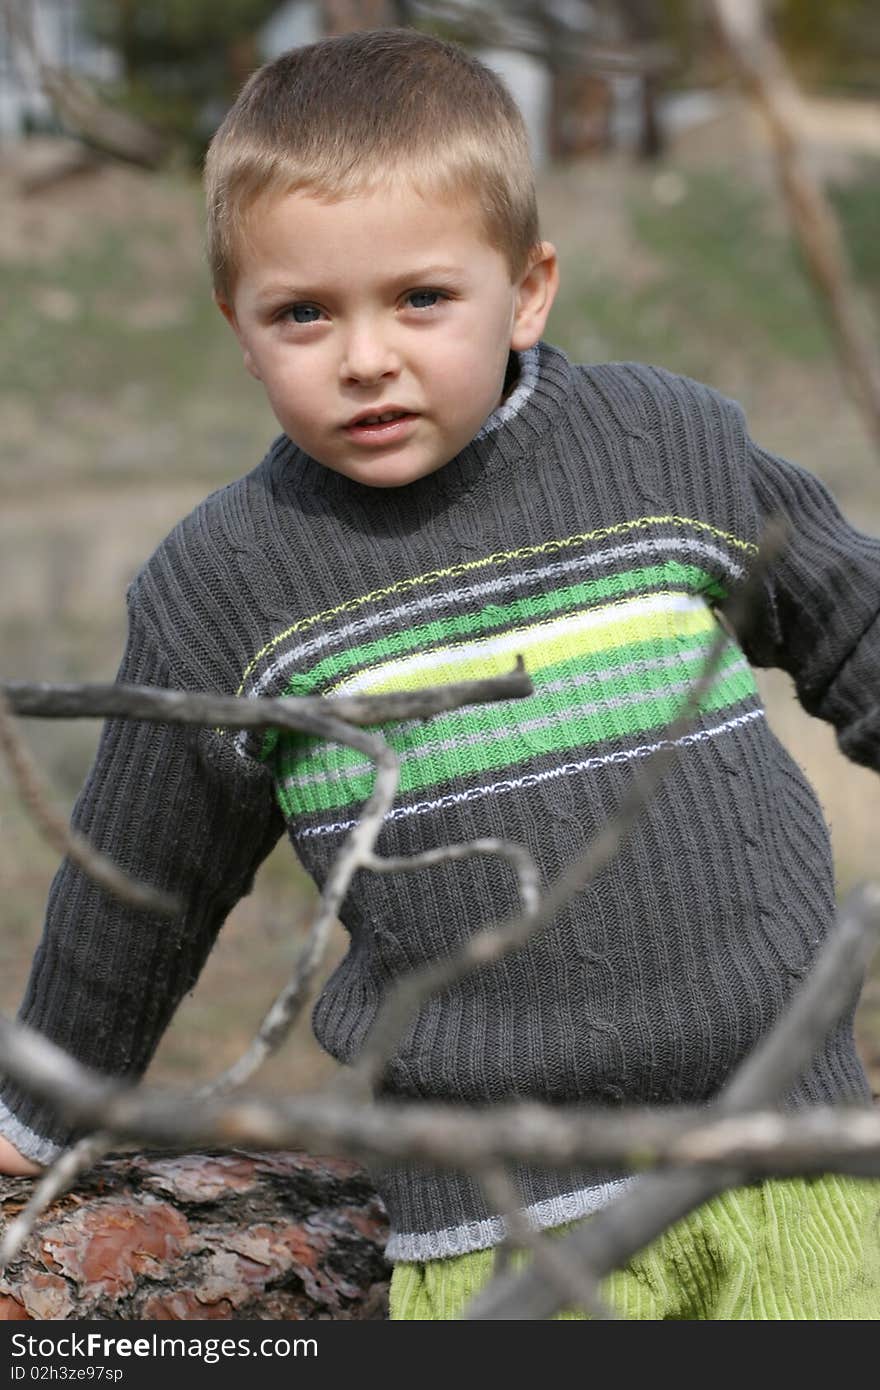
[0,1135,43,1176]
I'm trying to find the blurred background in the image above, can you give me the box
[1,0,880,1098]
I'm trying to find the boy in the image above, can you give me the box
[1,28,879,1319]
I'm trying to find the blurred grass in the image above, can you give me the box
[2,112,879,1097]
[552,169,830,376]
[827,155,880,303]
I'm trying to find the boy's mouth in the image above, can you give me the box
[344,410,418,444]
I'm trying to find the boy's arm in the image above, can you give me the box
[0,597,285,1167]
[729,432,880,770]
[0,1135,42,1176]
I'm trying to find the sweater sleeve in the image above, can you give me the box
[0,596,285,1163]
[729,432,880,772]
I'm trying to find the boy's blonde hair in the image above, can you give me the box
[204,27,542,301]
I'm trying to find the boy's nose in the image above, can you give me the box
[340,322,401,385]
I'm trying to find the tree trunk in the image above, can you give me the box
[548,67,613,160]
[637,72,665,160]
[0,1150,390,1320]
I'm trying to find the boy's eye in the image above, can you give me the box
[278,289,444,321]
[407,288,447,310]
[283,303,322,325]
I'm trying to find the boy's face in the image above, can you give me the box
[217,182,558,487]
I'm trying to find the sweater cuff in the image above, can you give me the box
[0,1094,64,1166]
[811,605,880,771]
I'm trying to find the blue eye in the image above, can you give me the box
[408,289,445,310]
[285,303,321,324]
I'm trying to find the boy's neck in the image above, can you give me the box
[500,348,519,404]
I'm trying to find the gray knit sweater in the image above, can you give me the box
[2,340,877,1261]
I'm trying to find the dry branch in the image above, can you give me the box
[2,520,878,1319]
[0,664,532,1019]
[479,1165,616,1320]
[2,663,532,729]
[465,880,880,1318]
[711,0,880,457]
[0,664,533,1264]
[345,525,786,1093]
[2,0,169,169]
[2,1037,880,1183]
[0,692,178,917]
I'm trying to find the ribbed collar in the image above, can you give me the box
[270,338,575,517]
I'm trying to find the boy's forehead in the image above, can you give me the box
[240,181,496,268]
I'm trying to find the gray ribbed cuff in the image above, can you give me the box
[384,1173,638,1262]
[0,1095,63,1167]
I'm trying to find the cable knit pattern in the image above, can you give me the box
[1,341,876,1260]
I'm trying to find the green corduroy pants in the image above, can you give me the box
[389,1176,880,1320]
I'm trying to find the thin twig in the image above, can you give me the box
[197,713,399,1096]
[347,525,786,1091]
[199,669,534,1095]
[0,665,533,1097]
[0,1133,112,1273]
[3,1039,880,1175]
[2,661,532,729]
[465,881,880,1318]
[711,0,880,456]
[3,877,878,1170]
[0,692,179,916]
[478,1166,616,1320]
[0,663,534,1243]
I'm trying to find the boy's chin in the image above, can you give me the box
[322,455,449,489]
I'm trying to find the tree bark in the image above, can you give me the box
[0,1151,390,1321]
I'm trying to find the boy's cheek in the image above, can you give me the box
[242,349,262,381]
[214,292,261,379]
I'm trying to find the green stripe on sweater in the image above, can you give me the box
[283,635,744,782]
[274,664,756,817]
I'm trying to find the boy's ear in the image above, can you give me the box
[213,290,262,381]
[510,241,560,351]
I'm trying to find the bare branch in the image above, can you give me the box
[3,874,878,1182]
[2,663,532,730]
[0,691,179,917]
[479,1165,616,1320]
[200,713,400,1095]
[3,1013,880,1174]
[3,515,873,1319]
[0,664,532,1095]
[0,1133,112,1273]
[346,525,786,1091]
[2,0,169,168]
[464,880,880,1318]
[723,881,880,1109]
[711,0,880,458]
[196,668,534,1094]
[0,662,535,1254]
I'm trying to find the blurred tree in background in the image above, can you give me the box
[66,1,880,167]
[83,0,280,157]
[56,1,878,165]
